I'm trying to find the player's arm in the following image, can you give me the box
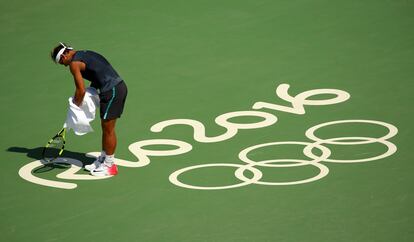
[69,61,86,107]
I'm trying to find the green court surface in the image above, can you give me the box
[1,0,413,241]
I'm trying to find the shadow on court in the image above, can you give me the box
[7,147,95,174]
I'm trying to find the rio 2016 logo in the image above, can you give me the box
[18,83,398,190]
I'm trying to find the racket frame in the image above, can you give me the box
[42,128,66,162]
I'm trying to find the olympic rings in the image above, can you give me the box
[238,141,331,167]
[169,119,398,190]
[169,163,263,190]
[235,159,330,186]
[305,119,398,145]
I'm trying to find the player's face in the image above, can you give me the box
[59,54,70,66]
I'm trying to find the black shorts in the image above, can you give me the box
[99,81,128,120]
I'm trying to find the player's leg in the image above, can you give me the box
[101,118,117,158]
[90,118,119,176]
[90,81,127,176]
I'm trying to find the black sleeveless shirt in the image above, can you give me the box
[71,50,122,92]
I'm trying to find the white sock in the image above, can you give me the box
[100,151,107,158]
[104,154,115,167]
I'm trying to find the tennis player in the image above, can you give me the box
[51,42,128,177]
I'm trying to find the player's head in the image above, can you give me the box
[51,42,74,66]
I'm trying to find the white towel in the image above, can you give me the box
[64,87,100,135]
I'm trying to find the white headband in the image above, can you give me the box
[54,42,73,63]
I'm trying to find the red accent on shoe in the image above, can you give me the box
[108,164,118,175]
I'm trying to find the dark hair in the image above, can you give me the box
[50,42,71,62]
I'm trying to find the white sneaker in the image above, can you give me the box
[85,156,105,171]
[90,163,118,177]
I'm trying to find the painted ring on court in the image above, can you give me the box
[305,120,398,145]
[238,141,331,167]
[169,163,263,190]
[235,159,330,185]
[311,137,397,163]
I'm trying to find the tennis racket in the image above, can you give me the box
[42,128,66,162]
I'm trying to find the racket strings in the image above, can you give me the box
[49,137,65,147]
[43,136,65,162]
